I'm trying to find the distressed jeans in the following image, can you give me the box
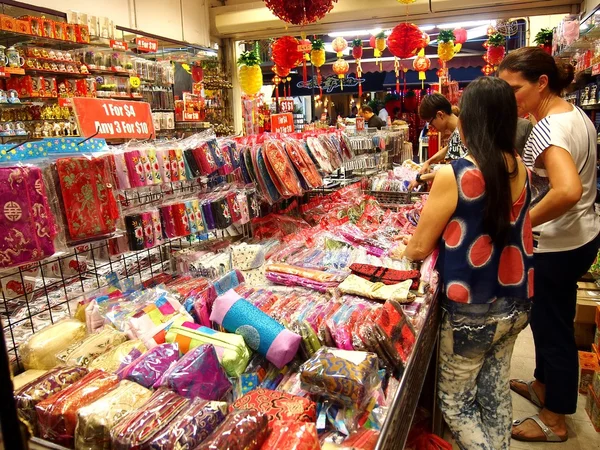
[438,297,531,450]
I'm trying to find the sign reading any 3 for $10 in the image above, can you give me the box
[71,97,155,139]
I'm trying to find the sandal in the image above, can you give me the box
[510,379,544,408]
[512,415,568,443]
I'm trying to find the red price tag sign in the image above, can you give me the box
[355,116,365,131]
[136,37,158,53]
[279,99,294,113]
[110,40,128,51]
[71,98,155,139]
[271,113,294,133]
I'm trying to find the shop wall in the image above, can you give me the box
[527,14,566,45]
[23,0,211,46]
[582,0,600,17]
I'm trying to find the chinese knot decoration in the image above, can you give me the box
[352,39,364,96]
[486,33,506,66]
[263,0,338,25]
[272,65,290,100]
[298,37,312,85]
[413,48,431,88]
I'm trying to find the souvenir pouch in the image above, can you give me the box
[119,343,180,388]
[208,138,226,168]
[373,299,416,371]
[159,205,177,238]
[146,398,227,450]
[256,147,282,203]
[228,141,241,169]
[263,141,303,197]
[299,347,379,409]
[319,135,343,170]
[154,344,231,400]
[184,149,202,178]
[0,166,57,269]
[211,290,301,369]
[141,212,155,248]
[124,294,190,344]
[151,210,164,245]
[213,269,245,296]
[75,380,152,450]
[260,421,320,450]
[211,196,233,229]
[185,201,199,235]
[110,388,190,450]
[236,192,250,224]
[231,388,316,423]
[112,153,131,190]
[139,150,154,185]
[155,149,170,184]
[191,199,206,234]
[125,214,145,251]
[167,150,180,182]
[15,366,88,436]
[350,264,421,289]
[225,192,242,223]
[56,326,127,367]
[124,150,146,187]
[13,369,47,391]
[239,149,253,184]
[247,191,260,219]
[201,199,216,230]
[284,140,322,189]
[165,322,251,377]
[21,319,87,370]
[175,148,187,181]
[338,275,414,303]
[193,143,218,175]
[172,203,190,236]
[194,410,269,450]
[192,285,217,327]
[55,157,119,241]
[147,148,163,185]
[36,370,120,447]
[219,143,234,176]
[306,137,333,173]
[87,339,147,373]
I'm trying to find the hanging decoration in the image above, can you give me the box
[534,28,553,55]
[387,23,426,92]
[437,29,458,64]
[237,48,263,96]
[352,39,364,96]
[273,75,281,102]
[422,32,430,46]
[310,39,326,96]
[413,48,431,88]
[453,28,467,52]
[370,31,387,70]
[298,36,313,85]
[271,36,303,72]
[486,33,506,67]
[272,65,290,101]
[286,76,292,97]
[263,0,338,26]
[331,37,348,57]
[332,58,349,90]
[481,64,495,76]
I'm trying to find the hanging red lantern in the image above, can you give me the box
[332,58,349,90]
[272,65,290,78]
[453,28,467,52]
[271,36,303,71]
[413,48,431,88]
[481,64,495,76]
[263,0,338,25]
[331,37,348,57]
[422,33,430,46]
[387,23,426,59]
[487,33,506,66]
[352,39,364,96]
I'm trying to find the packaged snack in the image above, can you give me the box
[74,380,152,450]
[231,388,316,423]
[300,347,380,409]
[36,370,120,447]
[260,421,320,450]
[154,344,231,400]
[118,343,180,388]
[20,319,87,370]
[56,326,127,367]
[195,410,269,450]
[87,340,146,373]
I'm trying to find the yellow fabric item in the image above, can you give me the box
[87,340,146,373]
[338,275,414,303]
[56,327,127,368]
[12,369,47,391]
[21,319,87,370]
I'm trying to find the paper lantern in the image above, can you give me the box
[413,48,431,88]
[453,28,467,53]
[332,58,349,90]
[481,64,495,76]
[272,36,303,70]
[331,37,348,58]
[263,0,338,25]
[273,65,290,78]
[387,23,426,59]
[237,50,263,96]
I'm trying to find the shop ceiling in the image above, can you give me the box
[210,0,580,39]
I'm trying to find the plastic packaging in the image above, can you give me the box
[231,388,316,423]
[338,276,414,303]
[118,342,180,388]
[260,421,320,450]
[194,410,269,450]
[87,339,146,373]
[12,369,47,391]
[56,326,127,367]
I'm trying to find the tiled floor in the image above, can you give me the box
[444,326,600,449]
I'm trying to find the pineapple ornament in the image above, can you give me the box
[437,29,459,75]
[370,32,387,70]
[310,39,326,96]
[237,49,263,96]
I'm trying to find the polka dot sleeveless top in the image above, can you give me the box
[438,159,534,304]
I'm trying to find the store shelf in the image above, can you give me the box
[0,29,89,50]
[582,104,600,110]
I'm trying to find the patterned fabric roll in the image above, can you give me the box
[125,214,145,251]
[260,421,320,450]
[231,388,316,423]
[124,151,145,188]
[195,410,269,450]
[56,326,127,367]
[159,206,177,238]
[141,212,155,248]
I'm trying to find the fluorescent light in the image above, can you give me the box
[437,20,494,29]
[466,25,490,40]
[328,30,372,37]
[419,25,436,31]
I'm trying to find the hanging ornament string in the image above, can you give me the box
[310,38,326,96]
[394,58,400,93]
[263,0,338,26]
[352,39,363,97]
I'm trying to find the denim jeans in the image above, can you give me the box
[438,297,531,450]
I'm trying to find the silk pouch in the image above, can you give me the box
[119,343,180,388]
[231,388,317,423]
[56,326,127,367]
[124,150,145,188]
[374,299,416,372]
[125,214,144,251]
[87,339,147,373]
[338,275,414,303]
[195,410,269,450]
[260,421,320,450]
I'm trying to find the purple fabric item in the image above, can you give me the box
[113,153,131,190]
[160,205,177,238]
[118,343,180,388]
[201,201,216,231]
[193,285,217,327]
[0,166,57,269]
[265,272,339,292]
[154,344,231,400]
[115,348,143,374]
[124,150,145,188]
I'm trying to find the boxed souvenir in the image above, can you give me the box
[0,15,16,33]
[260,421,320,450]
[15,366,88,435]
[36,370,119,446]
[87,339,146,373]
[586,385,600,432]
[56,326,127,367]
[42,77,57,97]
[53,21,66,40]
[41,18,55,39]
[65,23,76,42]
[195,410,269,450]
[20,319,87,370]
[579,352,599,394]
[15,19,31,35]
[118,342,180,388]
[231,388,317,423]
[74,380,152,450]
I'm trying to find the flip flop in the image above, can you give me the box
[510,379,544,408]
[512,415,568,443]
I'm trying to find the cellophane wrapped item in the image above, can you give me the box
[118,342,180,388]
[231,388,316,423]
[12,369,47,391]
[110,388,190,449]
[20,319,87,369]
[154,344,231,400]
[56,326,128,367]
[36,370,120,447]
[15,366,88,436]
[87,340,147,373]
[146,398,228,449]
[74,380,152,450]
[300,347,380,409]
[195,410,269,450]
[260,421,320,450]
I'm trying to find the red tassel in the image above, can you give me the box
[303,60,308,86]
[275,83,279,102]
[396,78,400,93]
[317,69,323,96]
[358,82,362,97]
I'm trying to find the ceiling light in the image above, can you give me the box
[466,25,491,40]
[419,25,436,31]
[437,20,494,29]
[328,30,372,37]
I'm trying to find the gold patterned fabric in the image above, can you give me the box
[12,369,47,391]
[87,340,146,373]
[75,380,152,450]
[56,327,128,367]
[338,275,414,303]
[20,319,87,370]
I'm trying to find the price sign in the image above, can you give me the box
[279,99,294,113]
[355,116,365,131]
[271,113,294,133]
[71,97,155,139]
[298,43,312,52]
[110,40,128,51]
[136,37,158,53]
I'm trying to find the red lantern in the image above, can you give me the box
[387,23,426,59]
[332,59,349,90]
[481,64,495,76]
[453,28,467,45]
[331,37,348,57]
[271,36,303,71]
[413,49,431,88]
[272,65,290,78]
[264,0,338,25]
[369,35,376,49]
[487,45,505,66]
[352,40,364,96]
[352,43,363,60]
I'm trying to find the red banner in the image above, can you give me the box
[271,113,294,133]
[110,40,128,51]
[136,37,158,53]
[71,97,154,139]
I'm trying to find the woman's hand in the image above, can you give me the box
[419,160,431,174]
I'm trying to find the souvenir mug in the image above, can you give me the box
[0,46,8,67]
[7,47,24,68]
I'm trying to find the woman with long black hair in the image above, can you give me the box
[403,77,534,449]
